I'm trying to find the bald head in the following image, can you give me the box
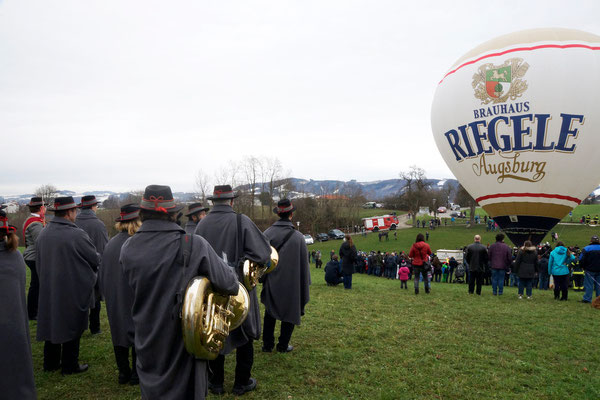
[474,235,481,242]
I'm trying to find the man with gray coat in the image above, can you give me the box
[22,196,46,320]
[183,202,209,235]
[36,196,100,374]
[121,185,238,399]
[261,199,311,353]
[195,185,272,396]
[465,234,488,295]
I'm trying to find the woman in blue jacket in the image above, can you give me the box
[548,242,575,301]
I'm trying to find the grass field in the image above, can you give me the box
[26,222,600,399]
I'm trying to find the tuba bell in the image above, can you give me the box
[181,277,250,360]
[241,245,279,290]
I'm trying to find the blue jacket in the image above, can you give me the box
[579,243,600,272]
[548,246,575,276]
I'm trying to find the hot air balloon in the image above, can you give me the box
[431,28,600,246]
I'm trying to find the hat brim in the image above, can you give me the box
[273,205,297,215]
[48,204,81,212]
[207,193,239,201]
[185,207,209,217]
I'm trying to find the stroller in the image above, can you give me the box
[454,263,466,283]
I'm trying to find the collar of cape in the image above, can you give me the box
[50,216,78,227]
[138,219,186,233]
[273,220,294,227]
[208,204,234,213]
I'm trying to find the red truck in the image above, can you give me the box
[362,214,400,231]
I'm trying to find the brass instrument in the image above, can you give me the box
[181,277,250,360]
[241,246,279,290]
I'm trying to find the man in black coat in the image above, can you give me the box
[75,195,108,334]
[183,202,209,235]
[36,196,100,374]
[121,185,238,399]
[465,235,489,295]
[195,185,271,396]
[261,199,310,353]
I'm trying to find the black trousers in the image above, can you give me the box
[208,339,254,387]
[114,346,137,376]
[468,270,484,295]
[25,260,39,319]
[262,312,295,351]
[553,274,569,300]
[89,295,101,333]
[44,337,80,372]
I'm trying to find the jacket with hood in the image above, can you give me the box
[514,246,538,279]
[548,246,575,276]
[409,241,431,267]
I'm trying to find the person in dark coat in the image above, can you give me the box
[75,195,108,334]
[36,196,100,374]
[195,185,271,396]
[120,185,238,400]
[339,234,357,289]
[183,202,209,235]
[324,255,343,285]
[513,240,538,299]
[22,196,46,320]
[465,235,489,295]
[261,199,311,353]
[0,213,36,399]
[98,204,141,385]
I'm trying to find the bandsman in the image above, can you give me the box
[22,196,46,320]
[183,202,209,234]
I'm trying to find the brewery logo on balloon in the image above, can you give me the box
[431,28,600,246]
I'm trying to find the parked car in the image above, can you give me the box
[450,210,465,218]
[304,234,314,245]
[315,233,329,242]
[328,229,345,240]
[437,206,447,213]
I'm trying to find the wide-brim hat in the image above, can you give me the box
[79,195,100,207]
[185,202,210,217]
[207,185,239,201]
[115,203,141,222]
[273,198,296,215]
[28,197,47,207]
[591,235,600,243]
[49,196,80,212]
[139,184,184,214]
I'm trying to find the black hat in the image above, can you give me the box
[207,185,238,201]
[591,235,599,243]
[139,185,184,214]
[273,198,296,215]
[80,195,100,207]
[185,202,209,217]
[28,197,46,207]
[49,196,80,212]
[115,203,141,222]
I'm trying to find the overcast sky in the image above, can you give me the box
[2,0,599,195]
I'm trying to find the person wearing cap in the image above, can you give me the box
[75,195,109,334]
[0,211,37,399]
[578,235,600,303]
[36,196,100,375]
[120,185,238,399]
[98,204,141,385]
[183,202,209,235]
[261,199,311,353]
[195,185,271,396]
[22,196,46,320]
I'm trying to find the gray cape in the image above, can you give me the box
[98,232,134,347]
[184,220,197,235]
[194,204,271,351]
[262,220,311,325]
[120,220,238,400]
[0,242,36,399]
[36,216,100,343]
[75,209,109,256]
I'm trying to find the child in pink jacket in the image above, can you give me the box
[398,262,410,289]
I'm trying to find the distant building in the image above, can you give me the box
[1,202,20,213]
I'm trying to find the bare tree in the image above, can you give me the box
[262,157,283,218]
[455,183,477,227]
[398,166,432,227]
[194,169,211,204]
[34,184,59,205]
[241,156,262,220]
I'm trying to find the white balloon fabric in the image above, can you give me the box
[431,28,600,246]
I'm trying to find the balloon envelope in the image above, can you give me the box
[431,28,600,246]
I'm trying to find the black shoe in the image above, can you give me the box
[560,298,568,301]
[425,288,430,294]
[62,363,89,375]
[118,371,131,385]
[581,300,591,303]
[261,346,273,353]
[43,365,61,372]
[208,382,225,395]
[415,288,419,295]
[232,377,257,396]
[129,372,139,385]
[277,345,293,353]
[90,330,101,335]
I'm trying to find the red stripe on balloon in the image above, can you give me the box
[439,44,600,84]
[476,193,581,204]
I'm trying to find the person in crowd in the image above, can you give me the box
[315,251,323,268]
[398,261,410,289]
[374,251,383,276]
[409,233,432,294]
[330,249,335,261]
[195,185,271,396]
[121,185,238,399]
[432,255,442,282]
[514,240,538,299]
[448,257,458,283]
[75,195,108,335]
[548,241,575,301]
[465,235,488,295]
[488,233,512,296]
[183,202,209,234]
[36,196,100,374]
[339,234,358,289]
[0,210,36,399]
[22,196,46,320]
[578,235,600,303]
[98,204,141,385]
[538,249,550,290]
[384,252,396,279]
[325,255,343,286]
[262,199,311,354]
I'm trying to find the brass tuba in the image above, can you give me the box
[241,246,279,290]
[181,277,250,360]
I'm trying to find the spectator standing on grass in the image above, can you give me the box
[514,241,538,299]
[465,235,488,295]
[548,241,575,301]
[578,235,600,303]
[488,233,512,296]
[398,262,410,289]
[325,255,343,286]
[409,233,432,295]
[432,255,442,282]
[538,251,550,290]
[339,234,357,289]
[448,257,458,283]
